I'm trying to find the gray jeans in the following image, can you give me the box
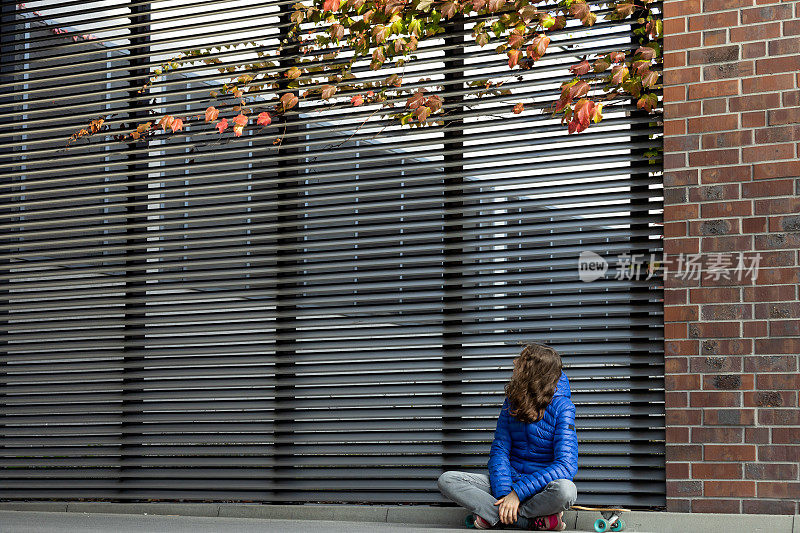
[437,471,577,529]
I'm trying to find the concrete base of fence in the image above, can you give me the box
[0,502,797,532]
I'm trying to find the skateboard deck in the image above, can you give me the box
[571,506,630,532]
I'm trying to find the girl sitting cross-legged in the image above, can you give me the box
[438,343,579,530]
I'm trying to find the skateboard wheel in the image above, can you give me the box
[610,518,626,532]
[465,514,476,528]
[594,518,609,533]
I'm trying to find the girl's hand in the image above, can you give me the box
[493,490,521,524]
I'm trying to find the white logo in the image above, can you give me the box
[578,251,608,282]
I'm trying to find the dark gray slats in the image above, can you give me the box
[4,118,657,185]
[0,384,664,414]
[0,466,666,490]
[6,0,631,75]
[5,16,635,123]
[1,222,659,270]
[0,206,661,256]
[1,462,667,480]
[0,267,664,316]
[1,356,664,385]
[0,145,655,210]
[0,441,658,460]
[0,293,663,329]
[0,338,665,365]
[1,403,666,426]
[0,490,667,506]
[0,374,665,397]
[1,166,658,235]
[0,344,663,374]
[0,323,663,355]
[0,453,665,469]
[0,308,658,348]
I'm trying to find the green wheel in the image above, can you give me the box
[594,518,609,533]
[465,514,476,528]
[610,518,626,532]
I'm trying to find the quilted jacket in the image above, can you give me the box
[487,371,578,501]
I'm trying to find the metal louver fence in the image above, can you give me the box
[1,0,664,506]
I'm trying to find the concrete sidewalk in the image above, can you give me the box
[0,503,797,533]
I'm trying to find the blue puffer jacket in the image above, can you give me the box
[487,371,578,501]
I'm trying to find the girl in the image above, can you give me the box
[438,343,578,530]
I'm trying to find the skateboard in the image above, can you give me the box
[571,506,630,532]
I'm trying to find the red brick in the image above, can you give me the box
[664,51,687,70]
[703,61,754,81]
[742,178,794,198]
[689,149,740,167]
[665,355,689,373]
[665,339,698,356]
[702,29,728,46]
[667,409,702,425]
[742,42,766,59]
[667,480,703,497]
[742,75,794,95]
[703,0,751,10]
[664,119,687,136]
[746,427,770,444]
[701,303,751,320]
[704,480,755,497]
[768,107,800,125]
[664,288,689,306]
[771,320,800,336]
[690,391,741,407]
[704,407,755,425]
[784,90,800,107]
[742,143,796,163]
[704,444,756,461]
[756,482,800,499]
[666,462,691,479]
[755,372,800,389]
[757,55,800,75]
[744,390,797,407]
[753,267,800,285]
[758,445,800,462]
[743,499,797,515]
[728,92,780,112]
[743,354,798,371]
[664,66,701,85]
[665,321,689,339]
[664,203,699,221]
[754,125,800,144]
[772,428,800,444]
[700,200,751,217]
[667,426,691,444]
[701,130,752,149]
[692,499,741,513]
[702,97,728,114]
[665,220,688,238]
[769,37,800,56]
[743,321,769,337]
[759,408,800,425]
[688,219,740,236]
[700,165,751,183]
[688,114,739,133]
[663,17,686,35]
[665,305,700,322]
[705,373,755,390]
[741,111,766,128]
[741,217,767,233]
[665,169,698,186]
[690,287,740,304]
[700,340,750,357]
[755,301,800,318]
[667,499,691,513]
[688,46,740,65]
[694,463,743,479]
[688,11,738,31]
[730,23,780,43]
[752,161,800,179]
[688,80,739,100]
[742,3,794,24]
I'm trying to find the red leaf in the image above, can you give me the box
[611,65,628,85]
[513,102,524,114]
[232,113,248,127]
[171,117,184,133]
[205,106,219,123]
[280,92,299,110]
[257,112,272,126]
[508,49,521,68]
[216,118,228,133]
[323,0,340,11]
[407,91,425,110]
[569,60,591,76]
[321,84,337,99]
[351,94,365,106]
[233,125,244,137]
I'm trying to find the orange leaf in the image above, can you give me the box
[513,102,524,114]
[233,113,248,127]
[257,112,272,126]
[205,106,219,123]
[171,118,184,133]
[569,60,591,76]
[216,118,228,133]
[323,0,340,11]
[233,125,244,137]
[351,94,365,106]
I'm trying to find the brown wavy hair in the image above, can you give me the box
[505,343,563,423]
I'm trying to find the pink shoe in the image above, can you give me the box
[471,514,494,529]
[530,511,565,531]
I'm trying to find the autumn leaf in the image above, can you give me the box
[611,65,629,85]
[415,105,432,122]
[508,33,523,49]
[609,51,626,63]
[257,112,272,126]
[569,80,590,99]
[426,94,442,112]
[615,3,635,17]
[407,91,425,110]
[286,66,302,79]
[642,70,659,87]
[513,102,524,114]
[330,23,345,41]
[351,94,365,106]
[323,0,340,11]
[233,125,244,137]
[635,46,656,60]
[205,106,219,123]
[280,92,299,110]
[321,84,337,99]
[373,25,390,43]
[569,60,591,76]
[233,113,248,127]
[508,49,521,68]
[159,115,175,131]
[519,4,538,22]
[216,118,228,133]
[593,58,611,72]
[531,34,549,57]
[386,73,402,86]
[171,117,184,133]
[440,1,456,18]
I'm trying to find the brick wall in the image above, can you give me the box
[662,0,800,515]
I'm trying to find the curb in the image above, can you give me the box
[0,502,796,532]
